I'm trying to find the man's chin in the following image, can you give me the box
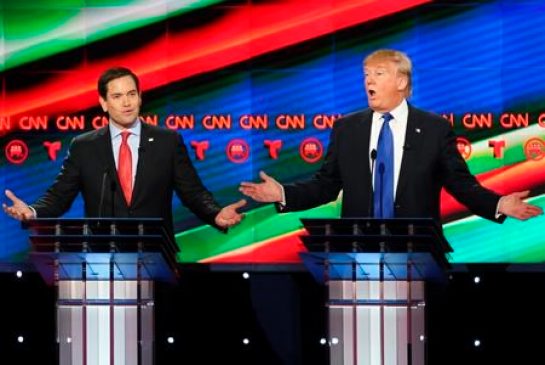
[367,100,380,110]
[110,117,138,128]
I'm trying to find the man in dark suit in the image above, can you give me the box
[3,67,246,236]
[240,49,542,222]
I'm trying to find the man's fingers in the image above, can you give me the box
[3,206,23,221]
[260,171,280,185]
[510,203,543,220]
[240,182,256,188]
[259,171,270,182]
[239,186,256,196]
[518,201,542,215]
[5,189,21,204]
[217,213,245,228]
[512,190,530,199]
[216,200,247,227]
[240,184,262,196]
[22,210,34,220]
[231,199,247,209]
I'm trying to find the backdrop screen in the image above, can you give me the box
[1,0,544,267]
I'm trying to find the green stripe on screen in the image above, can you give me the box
[1,0,223,70]
[176,193,545,264]
[445,194,545,263]
[176,200,342,263]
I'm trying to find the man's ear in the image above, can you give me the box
[396,74,408,92]
[99,96,108,112]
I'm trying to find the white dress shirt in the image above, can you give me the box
[369,99,408,197]
[109,120,141,186]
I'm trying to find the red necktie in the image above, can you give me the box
[118,131,132,205]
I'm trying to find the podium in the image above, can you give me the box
[23,218,179,365]
[299,218,451,365]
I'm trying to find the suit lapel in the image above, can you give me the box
[96,126,118,183]
[360,110,373,183]
[131,123,151,205]
[396,106,423,202]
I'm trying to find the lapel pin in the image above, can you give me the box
[148,138,154,142]
[415,128,421,133]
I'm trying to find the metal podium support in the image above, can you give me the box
[299,218,451,365]
[24,218,179,365]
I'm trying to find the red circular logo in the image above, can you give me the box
[299,138,323,163]
[456,137,472,160]
[226,139,250,163]
[5,139,29,164]
[524,137,545,161]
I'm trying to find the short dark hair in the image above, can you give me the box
[97,67,140,99]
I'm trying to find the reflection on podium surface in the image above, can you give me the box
[299,218,451,365]
[24,218,178,365]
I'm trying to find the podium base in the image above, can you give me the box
[328,280,425,365]
[57,280,154,365]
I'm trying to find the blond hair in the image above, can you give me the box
[364,49,412,97]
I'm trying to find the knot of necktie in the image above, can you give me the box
[121,130,131,143]
[382,112,394,123]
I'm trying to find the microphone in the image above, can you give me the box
[369,149,377,218]
[98,169,109,218]
[370,149,377,162]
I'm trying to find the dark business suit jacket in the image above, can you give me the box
[282,105,503,223]
[32,122,222,239]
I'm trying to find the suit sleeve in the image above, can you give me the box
[439,123,504,222]
[279,123,343,212]
[31,137,82,217]
[171,132,223,227]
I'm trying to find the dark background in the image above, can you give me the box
[2,266,544,364]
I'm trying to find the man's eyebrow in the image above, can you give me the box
[109,90,137,96]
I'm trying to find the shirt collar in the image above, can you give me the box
[387,98,408,122]
[373,98,408,122]
[109,119,142,140]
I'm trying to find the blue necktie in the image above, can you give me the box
[373,112,394,218]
